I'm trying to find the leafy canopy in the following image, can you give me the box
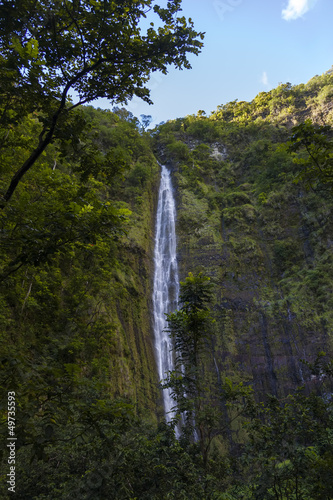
[0,0,204,204]
[287,119,333,190]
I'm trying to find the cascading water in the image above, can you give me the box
[152,165,179,422]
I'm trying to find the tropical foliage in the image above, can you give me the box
[1,1,333,494]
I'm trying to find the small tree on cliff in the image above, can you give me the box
[164,271,252,469]
[164,272,216,464]
[287,119,333,191]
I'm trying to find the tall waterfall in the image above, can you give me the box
[152,165,179,422]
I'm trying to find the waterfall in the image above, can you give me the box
[152,165,179,422]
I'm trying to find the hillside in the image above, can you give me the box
[0,70,333,498]
[153,71,333,401]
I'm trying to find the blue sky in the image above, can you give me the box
[95,0,333,126]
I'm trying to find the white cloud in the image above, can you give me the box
[282,0,318,21]
[261,71,269,86]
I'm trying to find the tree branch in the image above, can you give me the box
[0,57,106,208]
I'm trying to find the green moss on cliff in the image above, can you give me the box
[153,69,333,403]
[0,107,160,420]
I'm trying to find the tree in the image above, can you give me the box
[240,390,333,500]
[164,272,251,471]
[287,119,333,191]
[232,354,333,500]
[140,114,153,132]
[0,0,204,206]
[164,272,215,459]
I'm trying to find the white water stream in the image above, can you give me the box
[152,165,179,422]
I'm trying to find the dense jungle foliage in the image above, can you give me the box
[150,69,333,498]
[1,67,333,498]
[0,1,333,493]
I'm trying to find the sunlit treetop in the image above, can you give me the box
[0,0,204,204]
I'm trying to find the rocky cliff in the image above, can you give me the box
[153,71,333,403]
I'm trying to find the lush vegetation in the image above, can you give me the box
[0,104,164,498]
[153,70,333,399]
[0,0,203,205]
[150,70,333,498]
[1,0,333,496]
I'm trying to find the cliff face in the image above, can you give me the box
[104,176,160,411]
[0,106,161,420]
[154,71,333,400]
[2,73,333,427]
[2,71,333,500]
[174,172,333,398]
